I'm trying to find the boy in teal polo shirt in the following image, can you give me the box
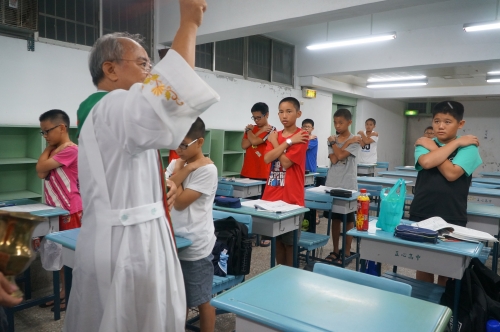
[409,101,482,285]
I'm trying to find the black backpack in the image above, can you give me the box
[213,217,252,276]
[440,258,500,332]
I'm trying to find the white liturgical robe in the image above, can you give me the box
[64,50,220,332]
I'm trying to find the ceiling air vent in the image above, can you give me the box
[0,0,38,39]
[407,102,427,114]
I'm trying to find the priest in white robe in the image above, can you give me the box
[64,1,219,331]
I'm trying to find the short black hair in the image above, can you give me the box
[279,97,300,111]
[334,108,352,121]
[186,117,205,140]
[366,118,376,125]
[39,109,70,127]
[302,119,314,127]
[432,101,464,121]
[424,126,433,132]
[251,102,269,115]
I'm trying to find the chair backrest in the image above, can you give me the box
[313,263,412,296]
[213,210,252,234]
[472,182,500,189]
[376,162,390,171]
[216,183,234,197]
[357,184,383,198]
[304,190,333,210]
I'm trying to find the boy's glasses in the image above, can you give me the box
[251,116,264,121]
[178,138,198,150]
[40,124,65,136]
[301,126,313,129]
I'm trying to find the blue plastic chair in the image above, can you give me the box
[216,183,234,197]
[313,263,412,296]
[304,190,333,236]
[472,182,500,189]
[375,162,389,171]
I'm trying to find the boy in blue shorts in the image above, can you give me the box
[166,118,218,331]
[410,101,482,285]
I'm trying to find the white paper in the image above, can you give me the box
[306,185,357,194]
[241,199,302,213]
[412,216,497,242]
[0,204,56,213]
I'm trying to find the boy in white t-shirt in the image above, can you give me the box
[357,118,378,164]
[166,118,218,332]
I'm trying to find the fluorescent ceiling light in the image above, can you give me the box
[366,79,428,89]
[367,75,426,83]
[486,74,500,83]
[487,71,500,75]
[464,21,500,32]
[307,32,396,50]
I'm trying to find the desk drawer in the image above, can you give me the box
[251,214,302,237]
[233,185,262,198]
[331,199,357,215]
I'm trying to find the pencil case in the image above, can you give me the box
[394,225,438,244]
[214,196,241,208]
[329,189,352,198]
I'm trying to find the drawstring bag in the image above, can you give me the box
[376,179,406,233]
[40,237,63,271]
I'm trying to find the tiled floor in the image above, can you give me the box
[13,216,494,332]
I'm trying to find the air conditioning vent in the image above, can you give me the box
[0,0,38,38]
[407,102,427,114]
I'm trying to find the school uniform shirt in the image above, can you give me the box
[166,160,217,261]
[325,134,360,191]
[410,137,482,223]
[240,125,275,179]
[262,129,308,206]
[358,131,378,164]
[45,145,82,214]
[305,137,318,172]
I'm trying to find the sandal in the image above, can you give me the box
[260,240,271,247]
[51,299,66,312]
[324,252,340,262]
[39,297,64,308]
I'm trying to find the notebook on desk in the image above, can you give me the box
[241,199,302,213]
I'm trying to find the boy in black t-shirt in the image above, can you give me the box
[409,101,482,285]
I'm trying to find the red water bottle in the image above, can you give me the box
[356,189,370,231]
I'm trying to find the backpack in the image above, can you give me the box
[440,258,500,332]
[213,217,252,275]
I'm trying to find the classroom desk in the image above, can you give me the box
[357,176,414,193]
[395,166,417,172]
[480,172,500,179]
[466,203,500,273]
[347,221,484,332]
[468,187,500,206]
[45,228,192,307]
[210,265,452,332]
[378,171,418,185]
[316,167,328,178]
[304,172,319,186]
[357,163,377,176]
[213,202,308,268]
[218,178,266,198]
[472,178,500,186]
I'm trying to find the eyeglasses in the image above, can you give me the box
[116,58,154,73]
[251,116,264,121]
[178,138,198,151]
[301,126,313,129]
[40,124,65,136]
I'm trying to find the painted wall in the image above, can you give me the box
[354,99,406,170]
[0,35,95,126]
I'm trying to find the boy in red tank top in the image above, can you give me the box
[262,97,309,266]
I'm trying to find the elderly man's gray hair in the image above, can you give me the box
[89,32,145,87]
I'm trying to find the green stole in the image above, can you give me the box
[76,91,109,137]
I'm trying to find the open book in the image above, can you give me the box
[307,185,357,194]
[240,199,302,213]
[411,217,498,243]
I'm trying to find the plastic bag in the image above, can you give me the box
[376,179,406,232]
[40,237,63,271]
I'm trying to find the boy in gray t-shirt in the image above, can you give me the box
[325,108,361,265]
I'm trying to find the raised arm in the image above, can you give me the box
[170,0,207,68]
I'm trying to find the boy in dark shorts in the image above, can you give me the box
[410,101,482,285]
